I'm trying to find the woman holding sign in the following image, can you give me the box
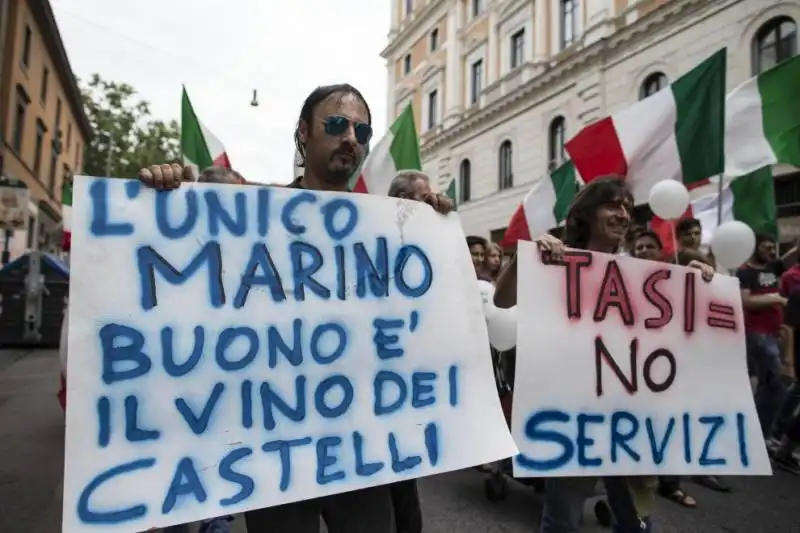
[493,177,686,533]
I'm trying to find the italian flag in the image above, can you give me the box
[502,161,578,246]
[351,103,421,194]
[724,55,800,176]
[565,48,726,202]
[652,167,777,256]
[181,87,232,177]
[61,179,72,251]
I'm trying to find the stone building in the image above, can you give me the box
[382,0,798,246]
[0,0,90,260]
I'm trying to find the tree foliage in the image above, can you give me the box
[80,73,180,178]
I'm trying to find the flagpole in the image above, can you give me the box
[715,174,724,226]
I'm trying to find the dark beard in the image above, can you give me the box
[323,165,353,185]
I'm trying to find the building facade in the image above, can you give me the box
[382,0,799,245]
[0,0,90,260]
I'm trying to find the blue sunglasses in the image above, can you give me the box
[322,115,372,145]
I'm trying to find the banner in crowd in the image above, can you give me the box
[62,177,517,532]
[511,241,771,477]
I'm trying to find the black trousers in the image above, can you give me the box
[244,485,395,533]
[658,476,682,494]
[390,480,423,533]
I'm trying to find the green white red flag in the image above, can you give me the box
[565,48,727,201]
[181,87,231,177]
[351,103,421,194]
[502,161,578,246]
[652,167,778,257]
[61,179,72,251]
[724,55,800,176]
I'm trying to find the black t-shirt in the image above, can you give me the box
[736,260,785,334]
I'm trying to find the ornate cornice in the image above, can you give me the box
[420,0,718,156]
[381,0,448,59]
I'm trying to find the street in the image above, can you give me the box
[1,349,798,533]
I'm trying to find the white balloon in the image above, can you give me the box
[710,221,756,270]
[649,180,690,219]
[486,306,517,351]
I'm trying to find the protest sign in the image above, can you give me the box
[63,177,517,532]
[511,241,770,477]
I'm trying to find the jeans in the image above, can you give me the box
[540,477,644,533]
[777,382,800,437]
[657,476,681,494]
[746,333,788,438]
[244,486,395,533]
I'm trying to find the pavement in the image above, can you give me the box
[2,349,799,533]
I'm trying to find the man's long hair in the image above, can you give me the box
[564,176,633,249]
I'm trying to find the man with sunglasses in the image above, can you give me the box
[138,84,453,532]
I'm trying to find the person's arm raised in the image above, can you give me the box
[494,233,566,309]
[494,253,517,309]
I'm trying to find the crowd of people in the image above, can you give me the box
[59,81,799,532]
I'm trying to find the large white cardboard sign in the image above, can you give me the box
[512,241,770,477]
[63,177,517,532]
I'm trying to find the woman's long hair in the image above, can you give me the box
[564,176,633,249]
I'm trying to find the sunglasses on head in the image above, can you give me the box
[321,115,372,145]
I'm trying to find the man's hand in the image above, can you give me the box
[138,164,194,190]
[533,233,565,261]
[420,192,454,215]
[687,259,715,282]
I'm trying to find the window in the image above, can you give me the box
[403,54,411,75]
[639,72,668,100]
[498,140,513,190]
[490,228,507,245]
[459,159,471,203]
[12,85,30,153]
[511,29,525,69]
[470,59,483,104]
[472,0,482,18]
[40,67,49,103]
[559,0,577,49]
[21,25,31,68]
[752,16,797,75]
[48,146,58,193]
[67,123,72,147]
[548,116,566,168]
[56,98,62,127]
[430,28,439,51]
[427,90,438,130]
[405,0,413,16]
[34,119,46,177]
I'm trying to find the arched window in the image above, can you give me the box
[548,117,566,169]
[752,16,797,75]
[498,141,513,190]
[639,72,668,100]
[459,159,471,203]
